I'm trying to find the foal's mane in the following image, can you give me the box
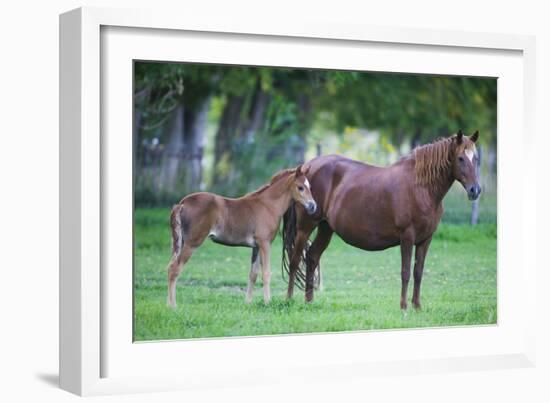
[413,136,455,189]
[245,168,296,197]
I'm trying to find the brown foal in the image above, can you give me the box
[167,165,317,308]
[283,130,481,309]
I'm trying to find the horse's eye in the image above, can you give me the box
[298,186,304,192]
[458,156,464,162]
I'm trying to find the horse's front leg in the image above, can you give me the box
[412,236,432,309]
[245,247,260,303]
[399,231,414,310]
[258,241,272,304]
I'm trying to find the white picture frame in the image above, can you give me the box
[59,6,537,396]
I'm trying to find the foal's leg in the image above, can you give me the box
[167,244,196,308]
[399,231,414,310]
[412,236,432,309]
[305,221,333,302]
[245,246,260,303]
[258,241,272,304]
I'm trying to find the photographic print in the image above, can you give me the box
[133,61,497,341]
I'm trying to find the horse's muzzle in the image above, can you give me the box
[468,184,481,201]
[305,201,317,215]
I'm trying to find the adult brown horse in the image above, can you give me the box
[166,165,317,308]
[283,130,481,310]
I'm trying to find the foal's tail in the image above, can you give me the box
[281,202,321,291]
[170,203,185,259]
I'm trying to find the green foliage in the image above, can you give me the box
[134,62,497,205]
[134,208,496,341]
[135,62,220,137]
[313,72,496,147]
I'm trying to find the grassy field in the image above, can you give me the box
[134,202,497,341]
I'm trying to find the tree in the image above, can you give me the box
[134,62,219,202]
[210,67,318,195]
[134,62,497,207]
[313,72,496,150]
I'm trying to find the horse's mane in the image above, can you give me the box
[245,168,296,197]
[413,136,455,189]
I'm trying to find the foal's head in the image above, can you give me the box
[289,165,317,215]
[451,130,481,200]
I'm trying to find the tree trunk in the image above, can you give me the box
[158,98,210,197]
[212,81,271,191]
[487,142,497,194]
[410,128,422,150]
[182,97,209,192]
[470,145,483,225]
[294,93,311,163]
[244,86,270,142]
[213,95,245,185]
[159,103,185,194]
[394,129,405,155]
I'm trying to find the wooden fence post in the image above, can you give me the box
[470,145,483,225]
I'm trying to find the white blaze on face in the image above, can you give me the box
[304,178,311,189]
[465,145,476,163]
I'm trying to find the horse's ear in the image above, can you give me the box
[295,164,303,177]
[471,130,479,143]
[456,129,464,144]
[302,165,311,176]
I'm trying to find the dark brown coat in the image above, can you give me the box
[283,131,481,309]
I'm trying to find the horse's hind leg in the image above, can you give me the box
[305,221,333,302]
[245,247,260,303]
[412,236,432,309]
[167,244,196,308]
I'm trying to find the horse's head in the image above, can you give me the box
[290,165,317,215]
[451,130,481,201]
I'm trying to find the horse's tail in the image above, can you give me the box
[169,203,185,259]
[281,202,321,291]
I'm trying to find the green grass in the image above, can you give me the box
[134,208,497,341]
